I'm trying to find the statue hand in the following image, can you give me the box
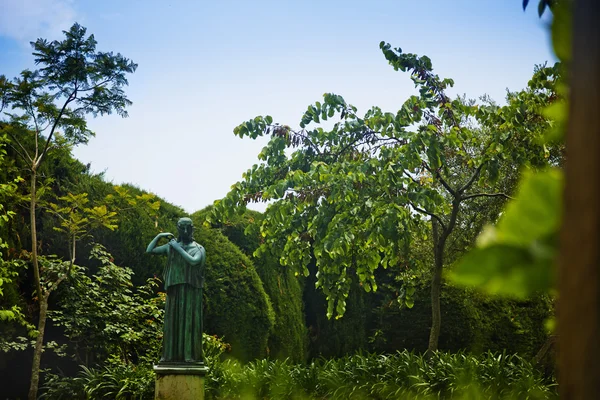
[158,232,174,239]
[168,239,181,249]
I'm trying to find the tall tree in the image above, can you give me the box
[213,44,558,352]
[0,23,136,400]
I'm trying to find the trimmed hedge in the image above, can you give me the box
[303,261,369,359]
[196,227,275,362]
[194,208,308,363]
[372,283,552,357]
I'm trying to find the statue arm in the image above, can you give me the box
[146,232,173,255]
[170,241,205,266]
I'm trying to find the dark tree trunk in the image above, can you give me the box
[428,220,443,352]
[558,0,600,398]
[427,199,460,353]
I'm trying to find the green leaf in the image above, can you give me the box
[496,169,563,246]
[451,169,562,298]
[551,2,572,63]
[450,244,553,298]
[537,0,547,17]
[542,100,567,142]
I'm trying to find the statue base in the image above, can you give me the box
[154,363,208,400]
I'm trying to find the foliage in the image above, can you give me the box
[451,170,561,298]
[3,22,136,146]
[212,42,559,354]
[206,351,557,400]
[196,207,308,362]
[47,192,118,265]
[304,264,369,359]
[93,183,181,285]
[0,135,35,346]
[451,1,569,302]
[523,0,559,18]
[1,22,137,399]
[370,283,552,356]
[50,244,164,366]
[196,226,275,362]
[41,334,231,400]
[41,360,155,400]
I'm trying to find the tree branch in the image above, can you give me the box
[75,78,113,92]
[25,97,41,160]
[409,201,447,231]
[403,170,422,186]
[36,90,76,168]
[422,161,456,196]
[290,128,322,155]
[6,131,33,164]
[458,163,484,194]
[461,192,514,201]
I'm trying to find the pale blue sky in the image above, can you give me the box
[0,0,555,213]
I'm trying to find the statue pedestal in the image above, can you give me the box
[154,363,208,400]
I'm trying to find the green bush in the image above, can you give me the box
[42,349,558,400]
[198,227,275,362]
[194,208,308,362]
[41,334,230,400]
[372,283,552,357]
[205,351,557,400]
[304,265,369,359]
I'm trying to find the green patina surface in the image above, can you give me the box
[147,217,206,363]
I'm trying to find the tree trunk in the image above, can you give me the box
[558,0,600,398]
[28,295,48,400]
[428,219,443,352]
[28,165,45,400]
[30,168,41,298]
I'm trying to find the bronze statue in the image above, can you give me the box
[147,217,206,364]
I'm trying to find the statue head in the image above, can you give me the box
[177,217,194,243]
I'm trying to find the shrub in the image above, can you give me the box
[197,227,275,362]
[41,334,230,400]
[194,208,308,362]
[205,351,558,400]
[371,283,552,357]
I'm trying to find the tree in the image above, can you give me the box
[0,23,136,400]
[453,1,600,396]
[213,44,558,352]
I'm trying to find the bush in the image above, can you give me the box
[198,227,275,362]
[194,208,308,362]
[372,283,552,357]
[41,334,230,400]
[304,264,369,359]
[205,351,558,400]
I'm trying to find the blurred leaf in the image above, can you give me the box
[551,2,572,63]
[450,244,553,298]
[451,169,562,297]
[496,169,563,246]
[542,100,567,142]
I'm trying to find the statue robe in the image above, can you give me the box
[161,241,206,363]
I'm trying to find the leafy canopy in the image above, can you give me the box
[213,42,559,318]
[1,22,137,164]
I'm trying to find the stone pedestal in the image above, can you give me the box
[154,363,208,400]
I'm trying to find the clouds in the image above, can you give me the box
[0,0,77,44]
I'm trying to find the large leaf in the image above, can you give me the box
[495,168,563,246]
[450,244,553,298]
[451,169,562,297]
